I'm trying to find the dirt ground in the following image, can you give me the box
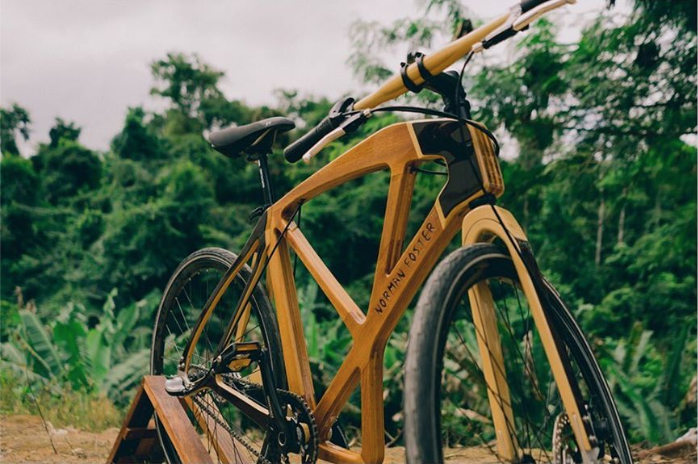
[0,415,117,463]
[1,415,695,464]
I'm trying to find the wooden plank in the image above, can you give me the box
[122,427,158,441]
[142,375,214,464]
[133,437,157,460]
[107,381,153,463]
[109,376,217,464]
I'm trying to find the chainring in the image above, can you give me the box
[276,389,319,464]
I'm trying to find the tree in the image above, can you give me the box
[151,52,224,117]
[49,118,81,148]
[149,52,252,133]
[111,107,166,161]
[0,103,31,156]
[42,144,102,205]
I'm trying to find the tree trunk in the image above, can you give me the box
[617,187,627,245]
[523,196,529,232]
[654,193,662,228]
[595,189,605,266]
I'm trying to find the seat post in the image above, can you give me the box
[257,153,275,205]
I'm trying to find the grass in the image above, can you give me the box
[0,372,124,431]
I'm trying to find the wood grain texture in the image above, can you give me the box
[354,14,509,110]
[264,120,478,461]
[108,376,213,464]
[155,116,511,462]
[468,282,517,460]
[142,376,214,464]
[462,206,594,454]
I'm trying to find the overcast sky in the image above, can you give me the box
[1,0,607,154]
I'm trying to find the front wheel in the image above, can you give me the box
[404,244,633,464]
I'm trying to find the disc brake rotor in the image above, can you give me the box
[553,413,581,464]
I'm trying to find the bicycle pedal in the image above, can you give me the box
[164,375,187,395]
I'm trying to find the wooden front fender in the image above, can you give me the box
[461,205,594,456]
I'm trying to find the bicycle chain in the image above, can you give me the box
[192,375,318,464]
[193,394,272,464]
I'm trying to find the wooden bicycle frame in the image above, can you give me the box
[178,3,594,462]
[184,118,595,464]
[268,121,480,464]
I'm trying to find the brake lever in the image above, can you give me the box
[513,0,577,31]
[302,127,346,163]
[472,4,522,53]
[473,0,576,52]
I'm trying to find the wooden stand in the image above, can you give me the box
[107,375,213,464]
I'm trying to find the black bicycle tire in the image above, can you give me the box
[404,243,632,464]
[150,247,284,464]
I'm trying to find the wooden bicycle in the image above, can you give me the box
[150,0,633,463]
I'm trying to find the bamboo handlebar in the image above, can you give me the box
[353,13,510,111]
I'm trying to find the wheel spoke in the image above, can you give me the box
[151,251,282,464]
[418,249,615,464]
[408,248,630,464]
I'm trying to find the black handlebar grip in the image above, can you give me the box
[283,116,337,163]
[520,0,550,13]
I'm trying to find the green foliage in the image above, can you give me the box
[1,155,39,208]
[149,52,251,132]
[111,107,167,161]
[0,369,122,431]
[1,290,158,405]
[48,118,81,149]
[1,0,695,445]
[0,103,31,156]
[41,141,102,204]
[599,322,691,444]
[150,52,224,117]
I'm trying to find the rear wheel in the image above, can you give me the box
[151,247,285,464]
[404,244,632,464]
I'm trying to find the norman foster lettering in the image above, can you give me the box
[374,222,435,313]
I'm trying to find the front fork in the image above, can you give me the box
[461,205,598,464]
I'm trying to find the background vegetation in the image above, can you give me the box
[1,0,695,447]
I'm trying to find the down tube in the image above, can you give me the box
[309,206,465,464]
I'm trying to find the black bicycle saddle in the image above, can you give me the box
[208,117,295,159]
